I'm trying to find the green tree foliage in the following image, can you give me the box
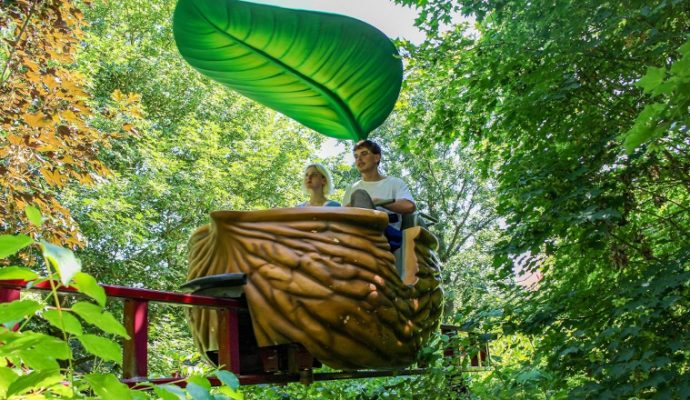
[62,0,324,377]
[0,0,140,248]
[396,0,690,397]
[64,0,321,290]
[377,58,503,320]
[14,0,690,397]
[0,209,243,399]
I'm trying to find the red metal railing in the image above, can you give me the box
[0,279,244,384]
[0,280,443,386]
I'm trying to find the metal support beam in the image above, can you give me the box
[123,299,149,379]
[218,308,241,375]
[0,288,21,331]
[0,287,20,303]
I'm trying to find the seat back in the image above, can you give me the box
[401,212,437,231]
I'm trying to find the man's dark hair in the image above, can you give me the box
[353,139,382,155]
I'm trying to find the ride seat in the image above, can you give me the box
[395,212,437,281]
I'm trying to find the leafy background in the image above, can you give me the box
[1,0,688,398]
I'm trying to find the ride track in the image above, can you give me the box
[0,279,490,388]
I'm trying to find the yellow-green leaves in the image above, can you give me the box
[24,205,43,227]
[0,331,72,370]
[69,300,129,365]
[0,266,38,281]
[5,369,62,398]
[42,310,84,336]
[40,241,82,285]
[0,300,42,326]
[622,37,690,153]
[78,335,123,365]
[0,235,33,259]
[622,103,665,153]
[84,374,133,400]
[0,367,19,399]
[636,66,666,93]
[173,0,403,141]
[72,272,106,307]
[71,301,129,339]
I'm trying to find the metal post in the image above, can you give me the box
[218,308,241,375]
[123,299,149,379]
[0,287,20,303]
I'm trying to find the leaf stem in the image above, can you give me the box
[42,252,76,394]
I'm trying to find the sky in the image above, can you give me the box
[247,0,426,44]
[245,0,427,161]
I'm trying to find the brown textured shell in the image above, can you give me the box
[187,207,443,369]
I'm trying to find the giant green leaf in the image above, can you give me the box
[173,0,403,140]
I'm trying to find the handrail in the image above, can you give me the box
[0,279,246,308]
[0,280,490,387]
[0,278,246,384]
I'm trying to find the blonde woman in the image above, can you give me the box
[296,163,341,207]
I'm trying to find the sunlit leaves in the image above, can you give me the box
[0,330,72,371]
[637,66,666,92]
[72,272,106,307]
[0,300,41,326]
[84,373,134,400]
[0,0,142,248]
[71,301,129,338]
[24,205,43,227]
[40,241,82,285]
[77,334,123,365]
[622,103,665,153]
[622,36,690,153]
[0,235,33,259]
[42,309,84,336]
[392,0,690,397]
[6,369,62,398]
[0,266,38,281]
[0,367,19,399]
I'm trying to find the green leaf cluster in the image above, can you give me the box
[1,206,243,398]
[394,0,690,397]
[622,37,690,153]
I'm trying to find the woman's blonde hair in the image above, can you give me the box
[302,163,334,196]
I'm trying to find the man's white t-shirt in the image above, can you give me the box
[342,176,415,230]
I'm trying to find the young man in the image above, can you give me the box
[343,140,416,250]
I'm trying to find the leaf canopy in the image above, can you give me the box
[173,0,403,140]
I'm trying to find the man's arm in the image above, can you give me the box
[381,199,416,214]
[379,177,416,214]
